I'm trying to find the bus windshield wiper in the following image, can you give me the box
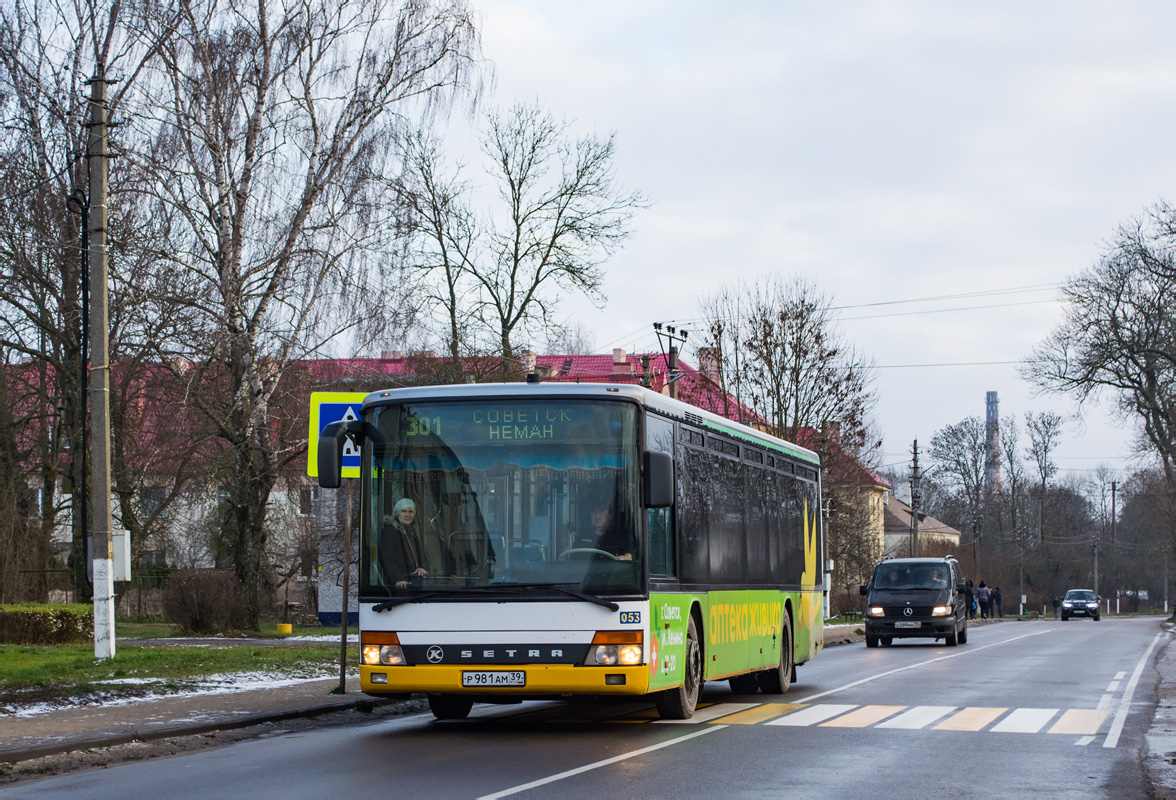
[517,583,619,611]
[372,592,448,611]
[372,584,524,610]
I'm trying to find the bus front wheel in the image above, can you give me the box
[428,694,474,720]
[759,608,793,694]
[655,616,701,719]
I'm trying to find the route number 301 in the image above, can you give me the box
[619,611,641,624]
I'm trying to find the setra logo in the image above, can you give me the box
[426,646,445,663]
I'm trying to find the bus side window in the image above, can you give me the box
[646,414,676,577]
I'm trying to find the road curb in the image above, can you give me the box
[0,696,398,766]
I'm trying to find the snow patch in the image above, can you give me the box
[6,668,355,718]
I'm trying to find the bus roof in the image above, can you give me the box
[361,381,820,466]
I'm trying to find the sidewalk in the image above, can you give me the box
[1145,623,1176,797]
[0,676,403,765]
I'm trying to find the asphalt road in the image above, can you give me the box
[8,617,1165,799]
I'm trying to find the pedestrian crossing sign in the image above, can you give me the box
[307,392,367,478]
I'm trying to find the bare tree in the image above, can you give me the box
[999,414,1025,533]
[696,275,876,445]
[1025,411,1064,544]
[402,102,645,374]
[1025,202,1176,489]
[929,416,987,531]
[126,0,482,627]
[399,132,482,360]
[0,0,174,598]
[545,319,595,355]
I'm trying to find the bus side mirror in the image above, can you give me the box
[859,585,868,596]
[956,582,966,594]
[318,419,364,489]
[643,451,674,508]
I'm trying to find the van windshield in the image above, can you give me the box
[872,564,950,590]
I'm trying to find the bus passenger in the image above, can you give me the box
[572,499,632,560]
[379,498,427,591]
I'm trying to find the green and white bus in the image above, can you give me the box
[316,382,825,720]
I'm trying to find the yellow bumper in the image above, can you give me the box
[361,664,651,696]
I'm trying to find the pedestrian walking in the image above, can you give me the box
[976,581,991,619]
[1052,595,1060,619]
[965,580,975,620]
[993,586,1003,618]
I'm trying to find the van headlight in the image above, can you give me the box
[868,606,885,617]
[931,606,951,616]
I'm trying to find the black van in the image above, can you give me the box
[859,556,968,647]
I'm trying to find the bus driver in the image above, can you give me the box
[571,498,632,561]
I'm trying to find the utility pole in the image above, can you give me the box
[971,516,979,578]
[909,439,921,558]
[339,480,353,693]
[87,63,115,661]
[652,323,688,400]
[1110,480,1117,543]
[1092,538,1099,598]
[641,355,651,389]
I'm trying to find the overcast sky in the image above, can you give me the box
[465,1,1176,480]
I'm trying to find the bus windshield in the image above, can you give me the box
[360,399,641,598]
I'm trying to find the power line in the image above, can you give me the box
[656,281,1063,328]
[837,299,1056,322]
[0,157,81,204]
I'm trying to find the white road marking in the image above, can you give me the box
[765,704,857,727]
[1106,681,1120,692]
[476,725,727,799]
[1104,630,1166,748]
[655,702,757,724]
[1097,694,1114,711]
[990,708,1058,733]
[788,627,1056,706]
[875,705,956,729]
[1075,736,1095,746]
[1115,671,1126,680]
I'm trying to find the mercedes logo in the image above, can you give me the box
[903,607,913,617]
[426,645,444,663]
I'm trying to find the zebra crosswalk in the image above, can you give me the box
[606,702,1110,738]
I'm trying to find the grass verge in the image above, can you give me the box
[0,642,352,711]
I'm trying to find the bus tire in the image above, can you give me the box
[758,608,793,694]
[428,694,474,720]
[656,615,702,719]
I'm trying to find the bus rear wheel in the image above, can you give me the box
[428,694,474,720]
[656,616,701,719]
[759,608,793,694]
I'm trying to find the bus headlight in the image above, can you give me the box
[590,645,619,666]
[586,631,643,666]
[618,644,642,665]
[362,644,405,666]
[361,632,404,665]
